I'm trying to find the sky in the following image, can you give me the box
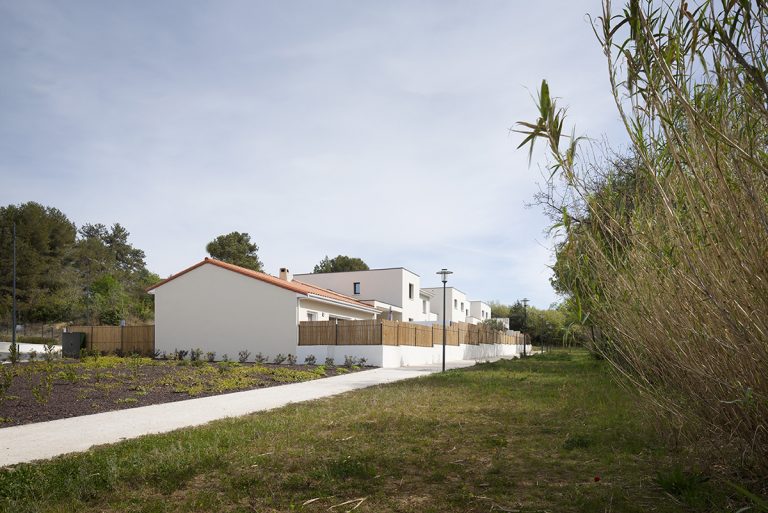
[0,0,627,309]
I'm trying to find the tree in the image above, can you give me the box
[313,255,369,273]
[0,203,77,323]
[206,232,263,272]
[481,318,506,332]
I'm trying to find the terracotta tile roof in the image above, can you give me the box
[147,258,377,311]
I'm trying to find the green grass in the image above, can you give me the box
[0,350,748,512]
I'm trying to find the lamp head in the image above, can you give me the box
[436,268,453,284]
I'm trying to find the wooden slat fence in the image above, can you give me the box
[299,320,524,347]
[67,325,155,356]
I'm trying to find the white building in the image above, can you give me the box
[470,300,492,323]
[293,268,438,323]
[147,258,377,360]
[420,288,490,325]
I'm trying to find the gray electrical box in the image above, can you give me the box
[62,332,86,358]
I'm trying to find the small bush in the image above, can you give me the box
[238,350,251,363]
[221,353,230,362]
[286,354,297,365]
[0,367,14,402]
[273,353,287,364]
[176,349,189,361]
[358,357,367,367]
[27,350,37,362]
[59,365,78,384]
[206,351,216,362]
[190,348,203,362]
[43,342,57,363]
[343,355,356,368]
[254,352,267,364]
[324,357,335,367]
[304,354,317,365]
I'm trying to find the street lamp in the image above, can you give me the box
[521,298,529,357]
[436,268,453,372]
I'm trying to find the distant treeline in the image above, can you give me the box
[0,202,158,326]
[488,301,572,347]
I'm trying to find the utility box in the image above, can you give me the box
[62,332,86,358]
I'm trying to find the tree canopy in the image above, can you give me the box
[205,232,263,272]
[313,255,369,273]
[0,202,158,325]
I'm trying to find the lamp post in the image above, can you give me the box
[521,298,529,357]
[436,268,453,372]
[11,222,17,356]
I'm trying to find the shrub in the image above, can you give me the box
[43,342,57,363]
[358,357,367,367]
[221,353,230,362]
[286,354,297,365]
[324,357,335,367]
[238,350,251,363]
[190,348,203,362]
[273,353,287,364]
[206,351,216,362]
[27,350,37,362]
[343,355,356,368]
[0,367,14,402]
[254,352,267,364]
[304,354,317,365]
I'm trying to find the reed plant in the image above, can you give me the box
[518,0,768,482]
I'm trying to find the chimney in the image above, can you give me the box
[279,267,292,281]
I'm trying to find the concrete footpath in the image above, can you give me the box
[0,360,483,467]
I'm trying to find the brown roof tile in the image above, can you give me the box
[147,258,376,311]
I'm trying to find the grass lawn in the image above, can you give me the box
[0,350,745,512]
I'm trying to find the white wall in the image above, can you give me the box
[470,301,491,321]
[424,287,469,324]
[154,264,300,360]
[297,298,376,322]
[296,343,530,368]
[295,268,432,322]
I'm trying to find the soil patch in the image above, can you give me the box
[0,357,366,427]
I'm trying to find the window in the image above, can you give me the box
[454,299,458,309]
[461,302,464,311]
[307,311,316,321]
[353,282,361,295]
[408,318,413,322]
[422,300,427,314]
[408,283,414,299]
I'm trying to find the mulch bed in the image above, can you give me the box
[0,359,366,427]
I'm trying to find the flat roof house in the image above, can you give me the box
[147,258,377,361]
[294,268,438,323]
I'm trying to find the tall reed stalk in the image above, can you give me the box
[518,0,768,481]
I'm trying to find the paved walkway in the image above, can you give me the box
[0,360,483,467]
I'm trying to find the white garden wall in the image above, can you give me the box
[296,343,531,368]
